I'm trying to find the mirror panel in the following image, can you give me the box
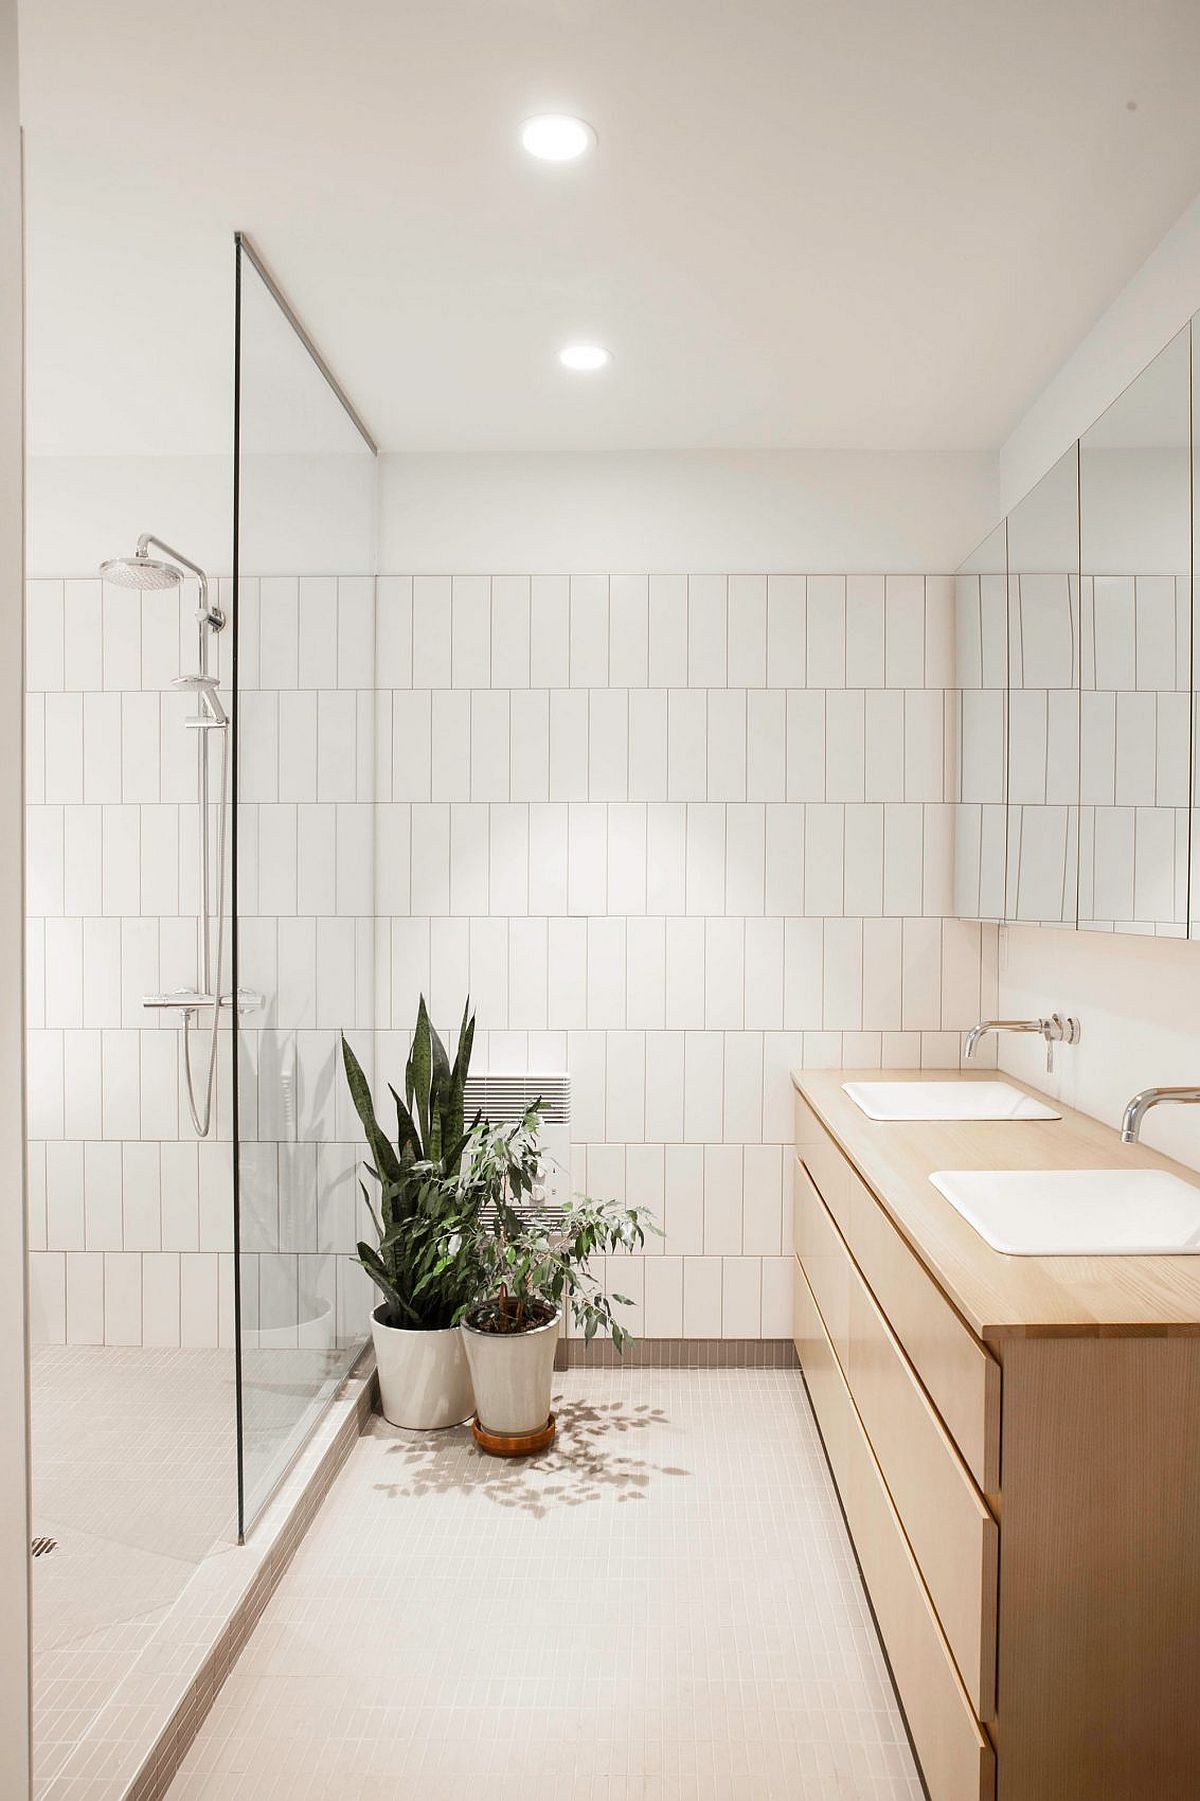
[953,521,1008,919]
[1004,445,1080,925]
[1079,325,1191,937]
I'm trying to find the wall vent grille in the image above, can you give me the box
[463,1073,570,1125]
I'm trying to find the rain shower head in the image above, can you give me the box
[100,553,183,591]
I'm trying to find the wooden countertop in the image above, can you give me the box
[793,1068,1200,1340]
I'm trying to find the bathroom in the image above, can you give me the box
[3,3,1200,1797]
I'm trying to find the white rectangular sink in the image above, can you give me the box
[930,1168,1200,1255]
[843,1081,1060,1122]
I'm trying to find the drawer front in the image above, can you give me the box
[795,1090,852,1233]
[850,1271,998,1720]
[793,1160,851,1366]
[793,1255,850,1478]
[847,1172,1000,1499]
[796,1258,995,1801]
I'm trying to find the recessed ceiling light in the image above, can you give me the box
[521,114,596,162]
[558,343,612,372]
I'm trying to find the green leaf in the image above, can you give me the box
[406,996,433,1147]
[341,1035,404,1188]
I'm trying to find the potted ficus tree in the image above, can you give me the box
[457,1106,659,1455]
[341,997,483,1430]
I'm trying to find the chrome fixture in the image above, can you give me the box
[966,1014,1081,1073]
[101,533,229,1137]
[1119,1087,1200,1144]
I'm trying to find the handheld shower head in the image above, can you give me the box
[100,553,183,591]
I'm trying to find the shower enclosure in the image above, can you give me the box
[25,235,377,1788]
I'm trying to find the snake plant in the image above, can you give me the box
[341,996,482,1330]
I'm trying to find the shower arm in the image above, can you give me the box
[136,533,225,637]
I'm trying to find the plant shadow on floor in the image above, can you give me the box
[371,1393,690,1518]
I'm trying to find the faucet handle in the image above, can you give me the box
[1043,1013,1081,1073]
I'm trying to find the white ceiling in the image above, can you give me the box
[19,0,1200,457]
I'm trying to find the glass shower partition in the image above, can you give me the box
[232,236,378,1535]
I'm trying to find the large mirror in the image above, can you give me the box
[1004,446,1080,926]
[1078,326,1191,936]
[953,521,1008,920]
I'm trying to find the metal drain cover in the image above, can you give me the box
[31,1536,57,1558]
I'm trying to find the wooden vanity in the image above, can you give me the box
[791,1068,1200,1801]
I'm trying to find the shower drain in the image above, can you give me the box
[31,1536,57,1558]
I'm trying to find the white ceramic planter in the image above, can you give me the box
[371,1307,475,1430]
[462,1308,561,1436]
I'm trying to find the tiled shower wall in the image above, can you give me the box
[24,573,376,1350]
[373,572,999,1340]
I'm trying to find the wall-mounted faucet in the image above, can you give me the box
[966,1014,1081,1073]
[1119,1087,1200,1144]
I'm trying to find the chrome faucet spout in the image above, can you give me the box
[1120,1086,1200,1144]
[966,1014,1080,1073]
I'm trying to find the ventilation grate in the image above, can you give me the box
[31,1536,57,1558]
[463,1073,571,1125]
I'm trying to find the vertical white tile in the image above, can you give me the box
[530,576,570,686]
[26,579,65,691]
[785,690,826,800]
[586,919,626,1027]
[645,1032,685,1140]
[825,690,866,802]
[295,803,336,914]
[687,575,727,687]
[566,1031,606,1139]
[101,805,141,916]
[509,690,549,800]
[865,690,906,801]
[628,690,668,801]
[100,1029,140,1139]
[471,690,511,801]
[410,803,450,913]
[43,918,83,1028]
[725,805,765,915]
[901,917,943,1030]
[469,917,509,1025]
[337,575,375,688]
[507,916,548,1029]
[665,1143,705,1252]
[764,804,804,916]
[180,1255,219,1348]
[683,1032,724,1141]
[123,1140,162,1249]
[44,1141,83,1249]
[883,804,924,915]
[316,917,358,1029]
[278,917,318,1026]
[391,690,432,800]
[625,917,666,1029]
[766,575,806,686]
[452,576,491,687]
[258,577,300,688]
[63,579,103,691]
[608,574,649,687]
[547,917,588,1028]
[63,805,101,916]
[924,575,955,688]
[806,577,846,686]
[648,575,688,686]
[605,1031,645,1138]
[84,692,123,804]
[298,576,338,689]
[376,576,413,688]
[30,1253,67,1344]
[743,1144,784,1253]
[43,692,84,804]
[278,691,318,802]
[704,918,744,1027]
[121,692,160,803]
[744,918,784,1029]
[723,1035,763,1145]
[644,1255,683,1335]
[567,803,607,914]
[607,802,647,914]
[65,1253,104,1345]
[746,690,786,801]
[727,574,767,686]
[783,919,823,1029]
[317,689,358,802]
[103,1252,143,1345]
[570,574,609,686]
[761,1257,793,1334]
[142,1252,182,1347]
[528,804,568,913]
[886,575,926,686]
[412,577,452,686]
[704,1144,744,1252]
[589,690,628,799]
[721,1258,761,1338]
[490,575,531,687]
[684,804,725,915]
[25,692,45,805]
[843,803,884,916]
[668,691,707,801]
[646,803,687,913]
[665,917,705,1028]
[488,803,529,915]
[28,807,65,918]
[803,804,844,915]
[904,690,945,800]
[431,689,471,801]
[706,689,747,800]
[822,918,863,1028]
[846,575,886,687]
[549,690,589,801]
[683,1257,723,1335]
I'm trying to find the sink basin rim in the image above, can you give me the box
[843,1080,1061,1123]
[930,1167,1200,1256]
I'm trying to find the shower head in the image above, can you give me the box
[100,553,183,592]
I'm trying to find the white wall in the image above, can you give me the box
[999,189,1200,513]
[0,0,32,1786]
[374,569,996,1339]
[377,449,997,574]
[998,924,1200,1172]
[28,448,999,581]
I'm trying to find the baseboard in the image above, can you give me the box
[556,1337,799,1369]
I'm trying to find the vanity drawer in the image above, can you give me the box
[795,1257,996,1801]
[846,1174,1000,1499]
[793,1159,851,1366]
[850,1269,998,1720]
[795,1090,852,1234]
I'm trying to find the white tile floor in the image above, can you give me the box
[166,1369,923,1800]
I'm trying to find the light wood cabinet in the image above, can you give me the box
[793,1070,1200,1801]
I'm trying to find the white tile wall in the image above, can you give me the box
[26,574,376,1351]
[374,571,996,1341]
